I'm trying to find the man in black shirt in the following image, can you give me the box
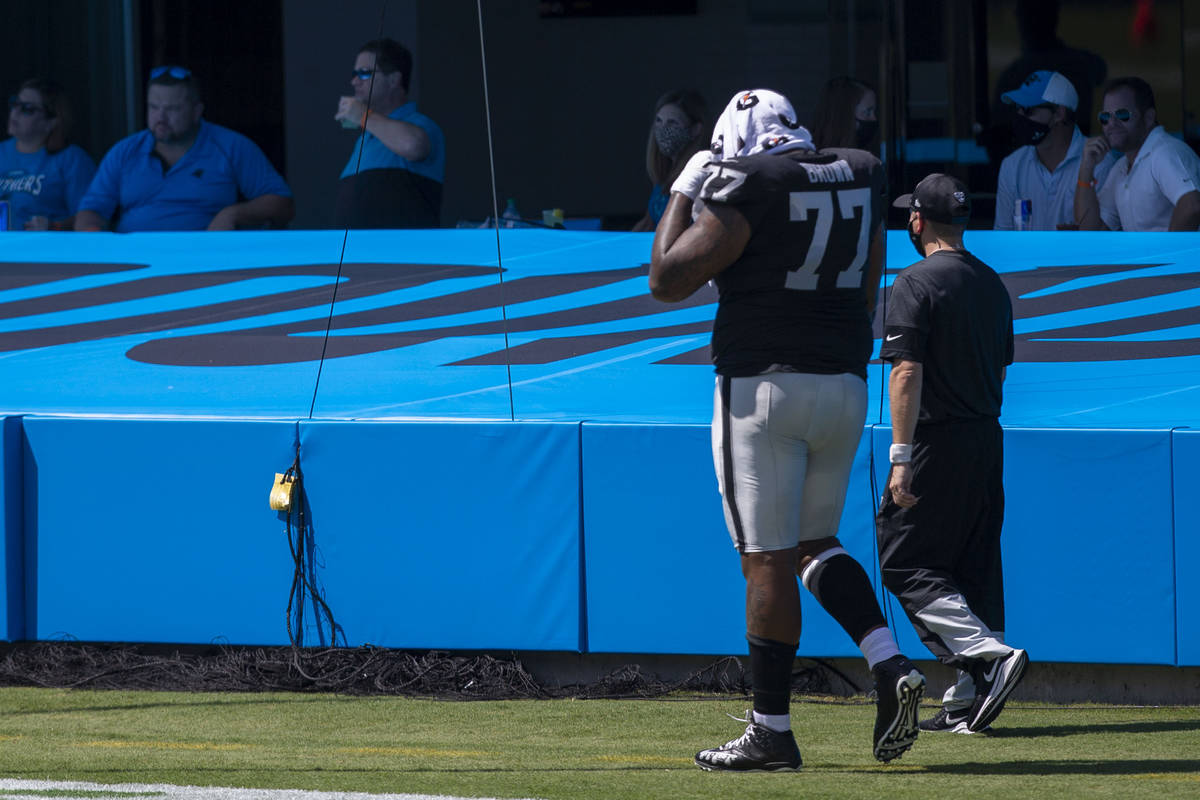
[651,89,926,771]
[879,173,1027,735]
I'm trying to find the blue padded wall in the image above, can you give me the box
[1,417,22,641]
[871,426,1176,664]
[1002,427,1175,664]
[1175,428,1199,666]
[582,422,881,657]
[296,420,582,651]
[23,418,299,643]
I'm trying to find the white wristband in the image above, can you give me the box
[889,444,912,464]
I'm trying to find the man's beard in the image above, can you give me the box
[155,123,199,146]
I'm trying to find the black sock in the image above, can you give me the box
[747,633,797,716]
[804,552,886,644]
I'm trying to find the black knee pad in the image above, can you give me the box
[802,551,886,645]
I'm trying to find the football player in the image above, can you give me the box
[650,89,925,771]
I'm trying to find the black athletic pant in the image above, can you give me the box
[876,417,1006,670]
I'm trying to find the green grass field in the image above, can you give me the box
[1,687,1198,800]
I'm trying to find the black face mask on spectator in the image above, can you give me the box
[655,123,693,160]
[855,119,878,149]
[1012,114,1051,147]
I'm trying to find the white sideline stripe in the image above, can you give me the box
[0,779,545,800]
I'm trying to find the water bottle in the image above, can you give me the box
[1013,198,1032,231]
[501,198,521,228]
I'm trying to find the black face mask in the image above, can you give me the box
[1012,114,1051,147]
[854,119,878,149]
[906,217,924,259]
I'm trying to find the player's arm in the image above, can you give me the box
[649,194,750,302]
[886,358,923,508]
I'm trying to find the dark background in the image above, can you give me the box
[3,0,1197,230]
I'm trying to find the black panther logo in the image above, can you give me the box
[0,261,1195,367]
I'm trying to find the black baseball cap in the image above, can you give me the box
[892,173,971,225]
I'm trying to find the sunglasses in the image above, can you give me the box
[352,68,376,80]
[150,65,192,80]
[8,96,50,116]
[1098,108,1134,125]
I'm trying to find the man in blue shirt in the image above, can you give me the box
[333,38,445,229]
[75,67,294,232]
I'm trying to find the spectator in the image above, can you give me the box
[333,38,444,229]
[982,0,1107,181]
[76,67,293,232]
[991,0,1107,137]
[1,79,96,230]
[993,70,1115,230]
[632,89,708,232]
[810,77,877,151]
[1076,76,1200,231]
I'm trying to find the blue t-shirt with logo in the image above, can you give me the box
[79,120,292,232]
[0,139,96,230]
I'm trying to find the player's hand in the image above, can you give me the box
[670,150,714,201]
[336,96,367,128]
[1079,135,1110,175]
[886,464,918,508]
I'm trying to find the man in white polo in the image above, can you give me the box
[1076,76,1200,231]
[993,70,1115,230]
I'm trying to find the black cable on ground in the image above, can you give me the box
[0,642,873,703]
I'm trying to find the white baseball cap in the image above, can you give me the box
[1001,70,1079,111]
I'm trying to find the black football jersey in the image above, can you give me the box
[699,147,885,378]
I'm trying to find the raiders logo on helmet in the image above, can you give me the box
[711,134,723,153]
[761,135,789,150]
[736,92,759,110]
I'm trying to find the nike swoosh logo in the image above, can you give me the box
[982,658,1001,683]
[885,334,903,341]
